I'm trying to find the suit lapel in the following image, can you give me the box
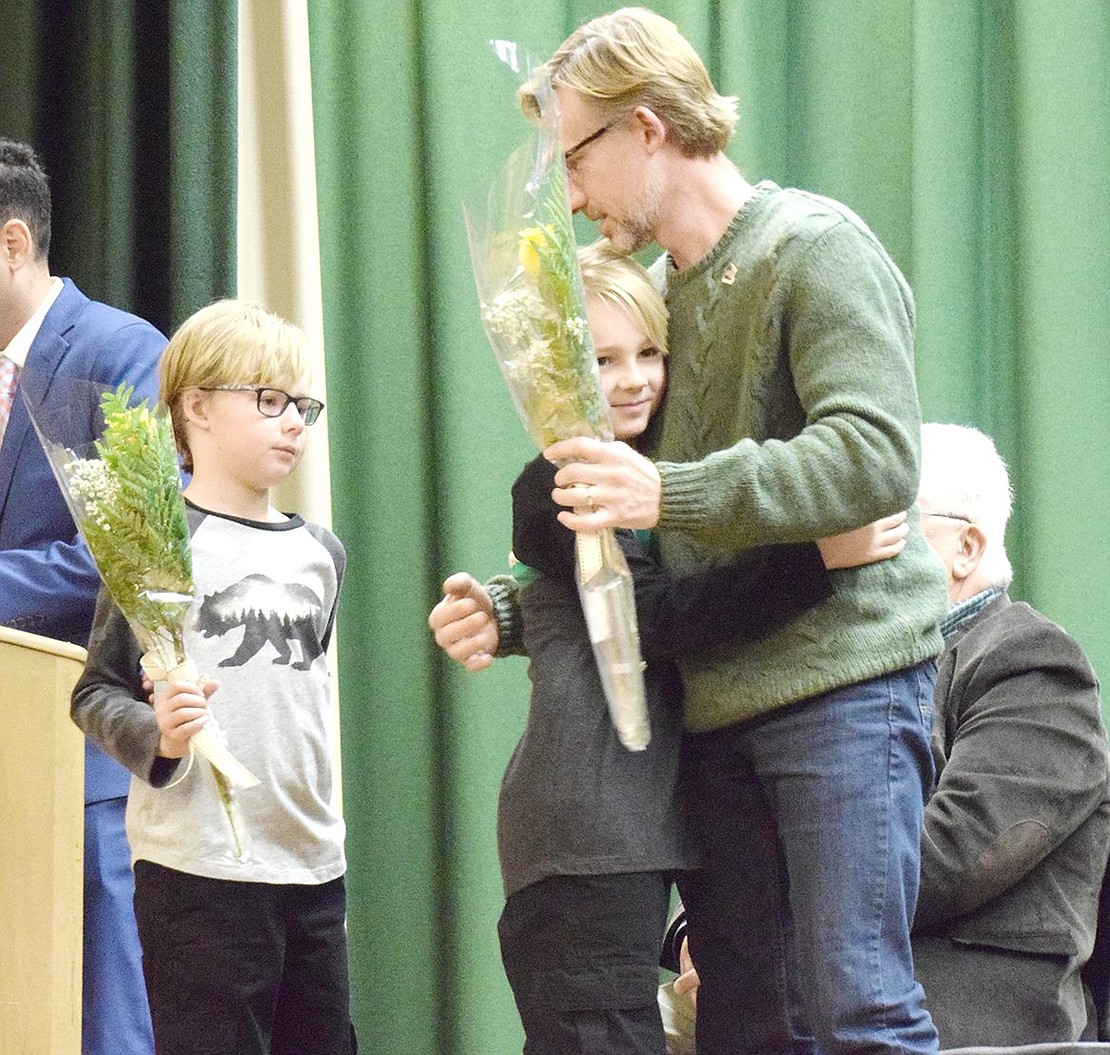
[0,280,84,510]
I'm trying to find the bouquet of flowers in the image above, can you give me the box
[463,50,650,750]
[23,378,258,857]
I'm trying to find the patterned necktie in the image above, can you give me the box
[0,354,18,448]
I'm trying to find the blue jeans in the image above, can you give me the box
[677,662,938,1055]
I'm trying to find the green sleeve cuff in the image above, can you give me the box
[487,575,525,657]
[657,459,715,528]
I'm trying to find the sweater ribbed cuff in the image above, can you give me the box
[657,460,715,529]
[487,575,524,657]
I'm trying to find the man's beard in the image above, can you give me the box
[607,170,663,256]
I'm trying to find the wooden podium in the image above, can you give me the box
[0,626,85,1054]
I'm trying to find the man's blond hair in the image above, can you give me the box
[159,299,311,472]
[520,7,737,158]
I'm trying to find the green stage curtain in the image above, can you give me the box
[0,0,236,334]
[7,3,1108,1054]
[310,4,1110,1052]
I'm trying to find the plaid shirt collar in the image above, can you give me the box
[940,584,1006,645]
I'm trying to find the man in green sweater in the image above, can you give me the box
[529,8,949,1055]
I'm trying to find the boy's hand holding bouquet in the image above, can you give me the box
[24,379,258,857]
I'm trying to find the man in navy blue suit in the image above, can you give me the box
[0,138,164,1055]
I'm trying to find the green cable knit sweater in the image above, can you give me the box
[649,181,947,732]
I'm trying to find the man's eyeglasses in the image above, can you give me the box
[922,511,973,524]
[564,119,618,168]
[201,385,324,426]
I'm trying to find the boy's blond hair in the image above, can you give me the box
[520,7,738,159]
[159,299,311,472]
[578,239,668,353]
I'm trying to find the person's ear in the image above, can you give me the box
[951,523,987,583]
[1,218,33,270]
[631,105,668,154]
[179,388,211,430]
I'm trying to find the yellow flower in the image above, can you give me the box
[518,224,554,276]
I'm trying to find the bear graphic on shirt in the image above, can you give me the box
[195,574,324,670]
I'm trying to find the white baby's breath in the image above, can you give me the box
[65,458,122,532]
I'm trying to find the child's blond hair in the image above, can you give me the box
[578,239,668,354]
[159,299,311,473]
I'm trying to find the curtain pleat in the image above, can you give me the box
[3,0,236,334]
[6,3,1109,1052]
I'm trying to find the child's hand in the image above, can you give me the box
[817,512,908,570]
[154,677,219,759]
[428,573,499,672]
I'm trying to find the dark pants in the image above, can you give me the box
[498,871,672,1055]
[133,861,356,1055]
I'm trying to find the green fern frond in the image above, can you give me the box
[64,384,194,635]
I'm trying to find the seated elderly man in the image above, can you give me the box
[911,422,1109,1047]
[660,423,1110,1052]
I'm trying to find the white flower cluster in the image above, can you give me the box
[503,343,561,393]
[566,315,588,342]
[481,280,598,445]
[64,457,121,532]
[482,285,557,346]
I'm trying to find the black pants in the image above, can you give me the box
[498,871,672,1055]
[134,861,356,1055]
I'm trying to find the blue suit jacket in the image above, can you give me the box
[0,278,166,803]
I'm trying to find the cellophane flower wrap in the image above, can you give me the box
[23,379,259,857]
[463,47,650,750]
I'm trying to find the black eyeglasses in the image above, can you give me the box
[201,385,324,425]
[564,119,618,168]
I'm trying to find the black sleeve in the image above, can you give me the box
[71,586,178,784]
[660,907,688,973]
[511,454,832,664]
[628,540,831,663]
[511,455,575,582]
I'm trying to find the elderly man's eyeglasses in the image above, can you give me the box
[201,385,325,425]
[564,119,618,167]
[922,511,973,524]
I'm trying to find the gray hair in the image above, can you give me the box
[919,422,1014,587]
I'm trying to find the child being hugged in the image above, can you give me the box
[72,300,354,1055]
[493,242,903,1055]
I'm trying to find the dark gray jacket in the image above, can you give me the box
[913,594,1110,1047]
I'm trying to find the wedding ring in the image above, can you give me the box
[572,481,597,513]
